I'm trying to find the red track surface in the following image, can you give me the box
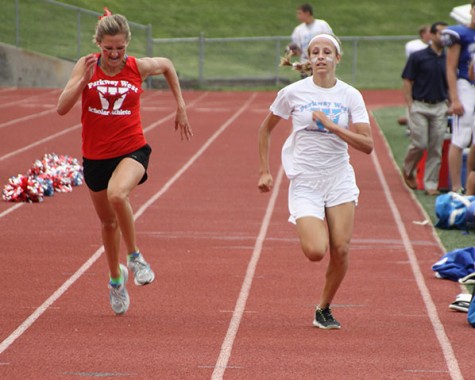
[0,88,472,379]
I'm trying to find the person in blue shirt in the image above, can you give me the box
[441,1,475,194]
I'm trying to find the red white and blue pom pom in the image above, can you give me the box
[2,174,44,203]
[2,153,83,203]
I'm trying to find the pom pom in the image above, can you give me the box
[280,48,312,76]
[2,174,44,203]
[2,153,83,203]
[285,43,301,56]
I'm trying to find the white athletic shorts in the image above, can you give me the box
[451,79,475,149]
[288,165,359,224]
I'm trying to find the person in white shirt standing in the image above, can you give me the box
[288,4,333,77]
[405,25,431,58]
[258,34,373,329]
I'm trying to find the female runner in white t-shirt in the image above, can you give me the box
[258,34,373,329]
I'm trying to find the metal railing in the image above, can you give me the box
[2,0,415,89]
[7,0,152,61]
[151,35,415,89]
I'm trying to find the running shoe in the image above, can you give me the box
[313,305,341,329]
[459,272,475,294]
[449,300,470,313]
[449,293,472,312]
[108,264,129,315]
[127,252,155,286]
[402,169,417,190]
[459,272,475,285]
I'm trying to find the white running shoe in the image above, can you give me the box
[127,252,155,286]
[108,264,130,315]
[459,272,475,285]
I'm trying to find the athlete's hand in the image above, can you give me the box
[258,173,273,193]
[448,99,464,116]
[312,111,334,132]
[175,108,193,141]
[83,54,98,84]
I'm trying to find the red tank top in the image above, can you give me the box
[81,54,146,159]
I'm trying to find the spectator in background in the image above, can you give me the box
[405,25,431,58]
[467,54,475,194]
[398,25,432,126]
[441,1,475,194]
[401,22,448,196]
[287,3,333,77]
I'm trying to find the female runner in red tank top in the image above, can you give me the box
[57,9,192,315]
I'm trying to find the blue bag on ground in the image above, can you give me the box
[435,192,475,229]
[432,247,475,281]
[468,286,475,327]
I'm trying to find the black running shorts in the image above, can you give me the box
[83,144,152,192]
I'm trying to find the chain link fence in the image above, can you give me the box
[1,0,152,61]
[1,0,414,89]
[151,35,413,89]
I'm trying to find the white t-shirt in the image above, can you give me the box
[405,39,428,58]
[270,77,369,179]
[291,20,333,61]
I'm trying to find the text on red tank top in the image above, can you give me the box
[81,54,146,160]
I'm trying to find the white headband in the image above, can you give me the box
[308,34,341,54]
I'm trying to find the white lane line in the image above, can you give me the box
[133,93,256,219]
[211,165,285,380]
[0,108,58,130]
[0,246,105,356]
[0,89,58,110]
[371,124,463,380]
[0,123,82,162]
[0,89,146,117]
[0,92,209,163]
[0,90,156,122]
[0,93,256,356]
[0,93,210,217]
[0,203,24,219]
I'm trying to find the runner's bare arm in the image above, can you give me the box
[446,44,463,116]
[312,111,373,154]
[258,112,282,192]
[57,54,97,115]
[138,57,192,140]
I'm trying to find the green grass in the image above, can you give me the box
[0,0,149,60]
[34,0,459,38]
[0,0,465,89]
[373,106,475,252]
